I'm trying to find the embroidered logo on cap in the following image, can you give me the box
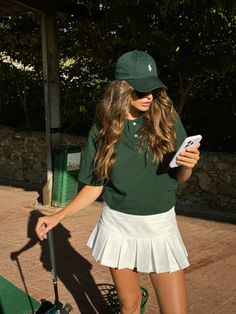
[148,64,152,71]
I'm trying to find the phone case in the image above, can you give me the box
[169,135,202,168]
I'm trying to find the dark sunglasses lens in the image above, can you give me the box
[134,90,158,98]
[134,91,146,98]
[152,89,158,98]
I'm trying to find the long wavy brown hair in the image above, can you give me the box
[94,80,177,180]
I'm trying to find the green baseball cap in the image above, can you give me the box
[115,50,167,92]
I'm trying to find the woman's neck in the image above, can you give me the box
[126,108,143,120]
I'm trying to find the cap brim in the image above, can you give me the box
[127,76,167,92]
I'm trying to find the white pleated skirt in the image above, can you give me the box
[87,202,190,273]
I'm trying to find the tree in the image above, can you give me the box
[81,0,235,113]
[0,14,43,129]
[0,1,235,151]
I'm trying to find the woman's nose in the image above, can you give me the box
[146,92,153,99]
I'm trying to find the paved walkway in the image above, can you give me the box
[0,184,236,314]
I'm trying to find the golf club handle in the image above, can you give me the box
[48,229,57,283]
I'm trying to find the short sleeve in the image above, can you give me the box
[78,125,104,186]
[175,114,187,150]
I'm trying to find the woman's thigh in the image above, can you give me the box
[150,269,188,314]
[110,268,141,312]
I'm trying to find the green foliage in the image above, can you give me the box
[181,73,236,152]
[0,14,42,70]
[0,14,43,130]
[0,1,235,151]
[0,60,44,129]
[59,56,109,134]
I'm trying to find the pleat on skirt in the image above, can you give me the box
[87,202,190,273]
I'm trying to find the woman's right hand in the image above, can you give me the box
[35,185,104,241]
[35,214,61,241]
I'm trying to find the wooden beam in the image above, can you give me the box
[41,11,61,206]
[11,0,53,13]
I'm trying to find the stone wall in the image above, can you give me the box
[176,152,236,211]
[0,126,86,185]
[0,126,235,211]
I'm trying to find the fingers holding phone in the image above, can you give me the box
[169,135,202,168]
[176,144,200,168]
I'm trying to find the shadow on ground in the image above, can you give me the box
[10,210,113,313]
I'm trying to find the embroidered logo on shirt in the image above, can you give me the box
[148,64,152,71]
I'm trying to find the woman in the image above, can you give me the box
[36,50,200,314]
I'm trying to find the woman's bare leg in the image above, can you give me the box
[110,268,142,314]
[150,269,188,314]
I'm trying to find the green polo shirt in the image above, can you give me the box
[78,115,187,215]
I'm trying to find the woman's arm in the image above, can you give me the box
[175,145,200,183]
[35,185,103,240]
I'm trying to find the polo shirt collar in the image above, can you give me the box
[126,114,144,125]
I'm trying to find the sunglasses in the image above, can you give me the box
[133,89,159,99]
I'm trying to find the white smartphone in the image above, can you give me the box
[169,135,202,168]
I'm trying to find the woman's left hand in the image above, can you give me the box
[176,145,200,168]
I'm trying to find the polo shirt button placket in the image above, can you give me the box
[128,119,139,147]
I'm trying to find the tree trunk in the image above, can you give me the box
[17,79,29,128]
[177,73,198,115]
